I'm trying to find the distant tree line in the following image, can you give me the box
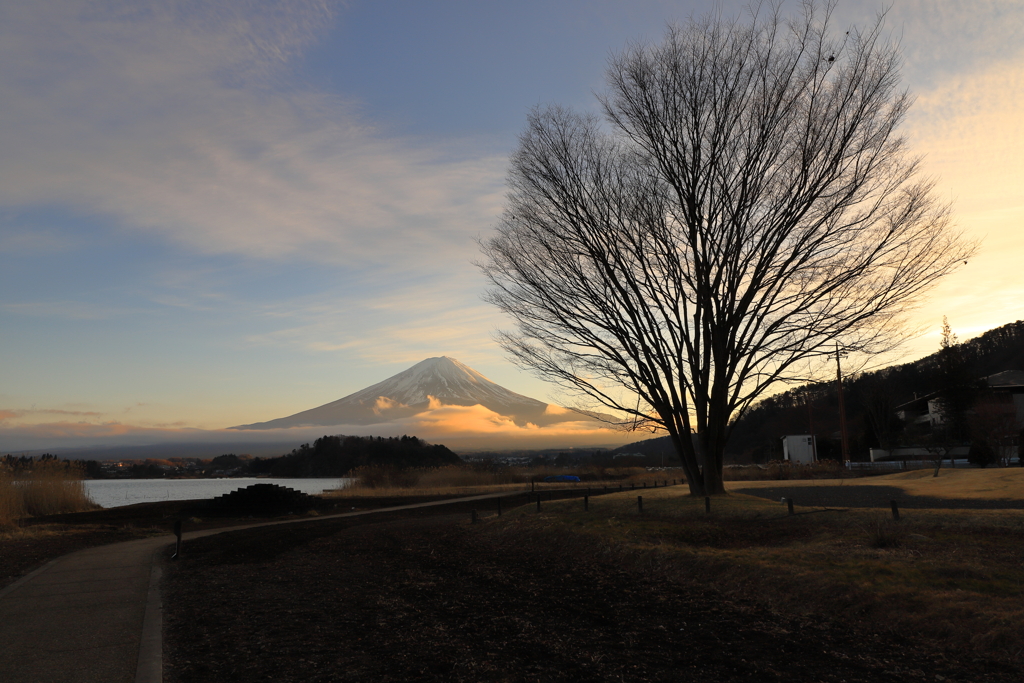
[1,454,179,479]
[1,453,91,474]
[3,435,462,479]
[246,435,462,477]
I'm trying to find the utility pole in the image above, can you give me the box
[805,390,817,461]
[836,343,850,463]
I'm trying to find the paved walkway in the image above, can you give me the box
[0,491,532,683]
[0,536,167,683]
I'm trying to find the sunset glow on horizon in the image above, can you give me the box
[1,1,1022,453]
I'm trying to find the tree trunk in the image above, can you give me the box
[669,430,706,496]
[702,455,726,495]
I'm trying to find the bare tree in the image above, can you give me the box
[933,317,978,440]
[480,1,975,495]
[970,401,1017,467]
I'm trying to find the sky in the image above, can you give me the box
[1,0,1022,453]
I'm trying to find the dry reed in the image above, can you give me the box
[327,464,655,498]
[723,460,848,481]
[326,459,855,499]
[0,467,20,530]
[0,459,96,528]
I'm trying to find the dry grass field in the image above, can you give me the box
[727,467,1024,500]
[503,470,1024,664]
[162,469,1024,681]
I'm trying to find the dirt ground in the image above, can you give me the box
[1,493,504,590]
[163,512,1022,683]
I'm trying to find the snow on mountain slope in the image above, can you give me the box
[231,357,599,430]
[348,356,547,410]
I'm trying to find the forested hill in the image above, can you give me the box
[613,321,1024,464]
[726,320,1024,462]
[248,435,462,477]
[910,321,1024,380]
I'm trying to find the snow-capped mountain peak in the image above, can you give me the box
[345,356,546,410]
[230,356,589,430]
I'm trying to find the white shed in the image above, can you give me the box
[782,435,817,464]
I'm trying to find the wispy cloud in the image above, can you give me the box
[0,420,207,451]
[0,1,506,270]
[0,408,104,421]
[899,46,1024,354]
[0,300,140,320]
[883,0,1024,87]
[0,226,81,254]
[240,277,506,365]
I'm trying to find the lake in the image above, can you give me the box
[84,477,351,509]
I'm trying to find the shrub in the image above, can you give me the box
[723,460,845,481]
[351,465,421,489]
[866,519,906,549]
[968,441,997,468]
[0,466,23,529]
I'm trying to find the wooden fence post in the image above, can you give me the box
[890,500,900,521]
[171,519,182,561]
[637,496,643,514]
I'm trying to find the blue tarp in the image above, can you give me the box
[543,475,581,482]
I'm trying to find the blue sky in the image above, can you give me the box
[2,0,1022,451]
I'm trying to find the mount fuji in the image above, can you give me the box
[231,356,603,430]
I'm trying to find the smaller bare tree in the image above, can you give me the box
[970,398,1018,467]
[927,318,978,475]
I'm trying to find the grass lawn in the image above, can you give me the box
[726,467,1024,500]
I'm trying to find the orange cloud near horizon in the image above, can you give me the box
[0,399,644,453]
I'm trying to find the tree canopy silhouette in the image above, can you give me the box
[480,1,974,495]
[248,435,461,478]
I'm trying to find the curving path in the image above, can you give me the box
[0,491,529,683]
